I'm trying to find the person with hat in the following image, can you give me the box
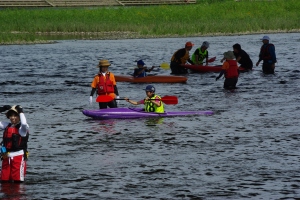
[232,43,253,71]
[255,35,277,74]
[89,59,120,109]
[0,105,29,182]
[133,60,155,78]
[124,85,164,113]
[191,41,210,66]
[216,51,239,90]
[170,41,195,74]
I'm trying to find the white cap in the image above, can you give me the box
[261,36,270,41]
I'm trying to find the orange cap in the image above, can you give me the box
[185,41,194,47]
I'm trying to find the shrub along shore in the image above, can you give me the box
[0,0,299,44]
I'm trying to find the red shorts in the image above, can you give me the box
[1,150,27,181]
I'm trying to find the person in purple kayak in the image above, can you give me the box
[124,85,164,113]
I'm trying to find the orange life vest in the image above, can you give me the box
[97,73,115,95]
[225,60,239,78]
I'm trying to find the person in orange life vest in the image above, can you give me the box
[124,85,165,113]
[256,35,277,74]
[170,41,195,74]
[232,43,253,71]
[216,51,239,90]
[0,105,29,182]
[89,59,120,109]
[133,60,155,78]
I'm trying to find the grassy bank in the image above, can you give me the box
[0,0,299,44]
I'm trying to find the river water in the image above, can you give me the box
[0,33,299,199]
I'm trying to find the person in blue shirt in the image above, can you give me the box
[133,60,155,78]
[256,36,277,74]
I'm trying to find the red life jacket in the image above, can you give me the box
[2,123,29,152]
[260,43,275,60]
[225,60,239,78]
[97,73,115,95]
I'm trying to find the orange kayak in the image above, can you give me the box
[115,75,187,83]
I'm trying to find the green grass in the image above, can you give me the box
[0,0,299,44]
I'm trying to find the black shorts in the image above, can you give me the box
[262,62,274,74]
[99,100,117,109]
[224,78,238,90]
[170,62,188,74]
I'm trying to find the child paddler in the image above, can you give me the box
[125,85,164,113]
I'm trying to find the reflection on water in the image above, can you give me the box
[0,183,26,200]
[0,33,300,199]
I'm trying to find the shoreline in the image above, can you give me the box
[1,29,300,45]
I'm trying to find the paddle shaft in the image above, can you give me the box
[96,95,177,105]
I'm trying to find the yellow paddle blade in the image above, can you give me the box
[160,62,170,69]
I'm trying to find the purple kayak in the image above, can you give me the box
[82,107,213,119]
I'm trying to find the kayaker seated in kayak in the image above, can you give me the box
[133,60,155,78]
[170,42,194,74]
[124,85,164,113]
[89,59,120,109]
[231,43,253,71]
[216,51,239,90]
[191,41,210,66]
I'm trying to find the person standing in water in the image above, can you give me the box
[0,105,29,182]
[89,59,120,108]
[216,51,239,90]
[256,36,277,74]
[232,43,253,71]
[170,42,195,74]
[191,41,210,66]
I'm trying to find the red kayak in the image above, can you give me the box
[183,64,222,73]
[183,65,252,73]
[115,75,187,83]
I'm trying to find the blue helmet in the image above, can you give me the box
[143,85,155,92]
[137,60,145,66]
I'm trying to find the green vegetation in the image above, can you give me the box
[0,0,299,44]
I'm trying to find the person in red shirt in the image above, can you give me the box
[216,51,239,90]
[89,59,120,109]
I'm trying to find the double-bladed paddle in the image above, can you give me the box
[96,95,178,105]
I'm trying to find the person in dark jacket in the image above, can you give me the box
[232,43,253,71]
[256,36,277,74]
[170,42,194,74]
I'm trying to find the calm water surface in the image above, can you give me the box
[0,33,300,199]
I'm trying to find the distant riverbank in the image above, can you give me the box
[0,0,299,44]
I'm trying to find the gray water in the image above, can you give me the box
[0,33,299,199]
